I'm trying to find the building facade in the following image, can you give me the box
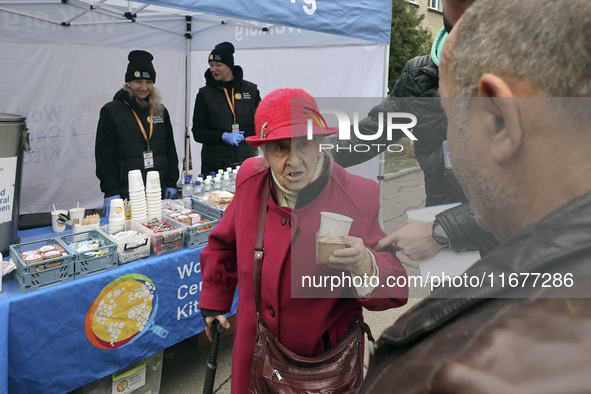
[407,0,444,35]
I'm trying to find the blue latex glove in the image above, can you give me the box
[222,131,245,146]
[103,195,121,219]
[164,187,177,199]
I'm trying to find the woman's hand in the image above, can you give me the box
[204,315,231,341]
[326,236,374,277]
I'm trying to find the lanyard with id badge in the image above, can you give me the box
[223,87,240,133]
[125,101,154,169]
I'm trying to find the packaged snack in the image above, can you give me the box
[43,250,63,260]
[176,215,191,226]
[38,245,56,253]
[195,219,213,232]
[69,239,104,255]
[24,254,44,265]
[44,260,64,269]
[205,190,234,210]
[188,213,202,225]
[142,218,177,233]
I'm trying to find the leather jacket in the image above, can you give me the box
[359,190,591,393]
[435,202,498,253]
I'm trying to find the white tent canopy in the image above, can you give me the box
[0,0,389,214]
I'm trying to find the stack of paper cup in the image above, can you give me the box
[128,169,148,222]
[108,198,126,231]
[146,171,163,220]
[109,199,125,220]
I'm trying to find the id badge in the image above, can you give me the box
[143,150,154,169]
[442,140,452,169]
[232,123,240,133]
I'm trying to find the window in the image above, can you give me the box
[428,0,443,12]
[406,0,419,4]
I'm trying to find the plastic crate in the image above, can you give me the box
[191,197,224,219]
[9,238,75,293]
[59,229,118,279]
[166,211,220,249]
[137,216,186,256]
[100,221,151,264]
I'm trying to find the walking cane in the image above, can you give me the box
[203,319,226,394]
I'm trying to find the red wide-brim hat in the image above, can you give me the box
[245,88,338,147]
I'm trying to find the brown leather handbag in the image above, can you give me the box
[248,178,374,393]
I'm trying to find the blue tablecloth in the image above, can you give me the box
[0,225,238,394]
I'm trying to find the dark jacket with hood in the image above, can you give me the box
[95,88,179,200]
[333,29,497,254]
[192,66,261,175]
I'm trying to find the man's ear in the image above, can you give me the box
[479,73,522,165]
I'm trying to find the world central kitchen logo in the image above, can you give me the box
[305,109,417,153]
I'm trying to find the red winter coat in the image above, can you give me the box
[199,157,408,393]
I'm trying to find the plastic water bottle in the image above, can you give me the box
[181,175,193,209]
[222,173,232,192]
[202,178,213,195]
[231,170,238,190]
[192,180,204,198]
[213,176,222,190]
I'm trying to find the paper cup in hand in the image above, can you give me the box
[316,212,353,263]
[69,207,85,226]
[128,169,145,191]
[317,235,347,263]
[51,209,68,232]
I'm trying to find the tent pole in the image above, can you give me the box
[184,16,193,182]
[63,0,106,25]
[378,43,390,225]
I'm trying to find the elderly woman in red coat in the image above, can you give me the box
[199,88,408,393]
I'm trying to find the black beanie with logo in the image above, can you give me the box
[125,50,156,83]
[208,42,235,69]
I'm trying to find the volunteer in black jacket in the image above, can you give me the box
[192,42,261,176]
[95,50,179,216]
